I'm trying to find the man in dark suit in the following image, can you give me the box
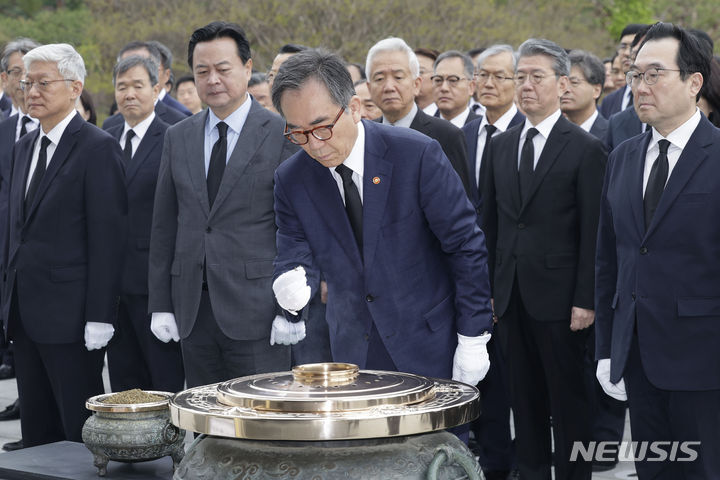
[147,40,193,116]
[595,23,720,479]
[0,91,10,118]
[599,24,649,119]
[148,22,297,388]
[433,51,479,128]
[270,48,492,389]
[2,44,126,447]
[482,39,606,480]
[102,41,189,130]
[104,55,183,393]
[560,48,626,472]
[606,106,644,151]
[364,37,471,198]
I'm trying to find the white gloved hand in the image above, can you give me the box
[452,333,491,385]
[84,322,115,351]
[270,315,306,346]
[596,358,627,401]
[272,266,311,315]
[151,312,180,343]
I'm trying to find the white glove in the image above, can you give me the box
[452,332,491,385]
[84,322,115,351]
[596,358,627,401]
[272,266,311,315]
[270,315,306,346]
[151,312,180,343]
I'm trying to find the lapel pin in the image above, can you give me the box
[372,176,381,185]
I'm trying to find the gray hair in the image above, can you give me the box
[568,49,605,87]
[112,55,159,86]
[248,72,266,88]
[271,48,354,117]
[23,43,86,83]
[517,38,570,77]
[147,40,172,69]
[365,37,419,79]
[476,44,517,71]
[434,50,475,78]
[1,37,41,72]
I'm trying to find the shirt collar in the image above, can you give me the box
[650,108,702,152]
[158,89,167,100]
[331,121,365,178]
[521,108,561,140]
[579,110,599,133]
[41,109,78,146]
[206,94,252,136]
[478,104,518,137]
[123,111,155,141]
[384,102,417,128]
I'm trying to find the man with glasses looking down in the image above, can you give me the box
[269,49,494,422]
[481,38,607,480]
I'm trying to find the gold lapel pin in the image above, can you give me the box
[372,176,381,184]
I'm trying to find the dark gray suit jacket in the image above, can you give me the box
[148,99,298,340]
[605,107,643,152]
[589,112,609,141]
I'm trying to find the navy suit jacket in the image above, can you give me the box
[589,113,609,141]
[606,106,643,152]
[102,100,187,130]
[0,94,11,119]
[106,116,169,295]
[595,115,720,390]
[273,120,493,379]
[2,113,127,343]
[161,92,192,117]
[598,86,626,119]
[462,110,525,209]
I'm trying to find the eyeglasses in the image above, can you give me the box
[476,71,514,83]
[625,68,683,87]
[20,79,73,92]
[430,75,470,87]
[284,107,344,145]
[514,73,551,86]
[6,68,23,78]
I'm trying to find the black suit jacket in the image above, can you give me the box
[589,112,609,141]
[598,86,626,119]
[462,111,525,209]
[106,116,169,295]
[0,94,11,119]
[481,114,607,320]
[102,100,187,130]
[605,106,643,152]
[161,93,192,117]
[406,109,472,198]
[2,113,128,343]
[0,114,19,280]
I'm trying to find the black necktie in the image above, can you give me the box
[644,139,670,230]
[207,121,228,208]
[626,90,634,110]
[478,124,498,191]
[335,163,363,252]
[123,129,135,166]
[25,136,51,214]
[19,116,32,138]
[518,127,539,202]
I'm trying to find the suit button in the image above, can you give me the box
[518,223,525,229]
[632,293,636,300]
[206,227,212,233]
[366,294,374,302]
[639,246,648,255]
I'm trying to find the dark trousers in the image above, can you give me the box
[107,294,185,393]
[291,292,332,366]
[471,329,515,471]
[498,282,592,480]
[181,290,291,388]
[625,333,720,480]
[9,296,104,447]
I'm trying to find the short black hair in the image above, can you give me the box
[248,72,266,87]
[278,43,308,54]
[639,22,712,101]
[346,62,366,80]
[175,74,194,88]
[188,21,251,69]
[620,24,649,40]
[688,28,714,54]
[467,47,485,58]
[703,56,720,127]
[630,25,652,50]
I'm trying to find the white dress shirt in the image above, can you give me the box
[621,85,633,111]
[517,109,562,169]
[643,109,701,195]
[26,110,78,194]
[579,110,599,133]
[14,112,39,142]
[445,106,472,129]
[203,94,252,176]
[330,121,365,204]
[475,104,518,184]
[422,103,438,117]
[382,103,417,128]
[120,111,155,157]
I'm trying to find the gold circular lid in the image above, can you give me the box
[169,363,479,441]
[86,391,172,413]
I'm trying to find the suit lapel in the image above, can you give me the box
[182,111,210,216]
[645,118,713,238]
[24,115,81,222]
[125,118,163,184]
[361,123,392,269]
[520,116,570,211]
[209,101,269,216]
